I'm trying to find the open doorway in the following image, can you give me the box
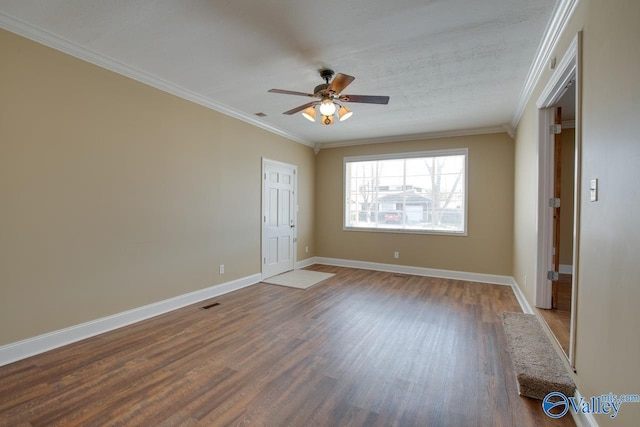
[535,33,581,368]
[538,97,575,358]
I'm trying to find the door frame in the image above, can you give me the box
[551,107,562,310]
[535,32,581,367]
[261,158,297,279]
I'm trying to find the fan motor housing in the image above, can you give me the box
[314,69,335,97]
[313,83,330,96]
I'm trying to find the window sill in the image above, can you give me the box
[343,226,467,237]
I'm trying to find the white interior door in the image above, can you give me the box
[262,159,296,279]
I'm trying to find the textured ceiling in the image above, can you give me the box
[0,0,558,147]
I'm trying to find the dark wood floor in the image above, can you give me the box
[539,274,572,356]
[0,266,575,426]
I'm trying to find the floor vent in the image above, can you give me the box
[392,274,408,279]
[200,302,220,310]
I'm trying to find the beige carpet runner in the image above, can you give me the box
[502,312,576,400]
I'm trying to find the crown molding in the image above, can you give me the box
[2,4,573,151]
[318,125,508,150]
[503,123,516,139]
[510,0,580,129]
[0,12,314,148]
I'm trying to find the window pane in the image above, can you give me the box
[344,150,467,234]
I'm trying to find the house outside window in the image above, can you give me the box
[344,149,468,235]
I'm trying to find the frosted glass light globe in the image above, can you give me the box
[319,99,336,116]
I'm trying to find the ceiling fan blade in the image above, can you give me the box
[268,89,315,97]
[283,101,317,115]
[327,73,355,94]
[339,94,390,105]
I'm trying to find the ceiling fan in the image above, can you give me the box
[268,69,390,125]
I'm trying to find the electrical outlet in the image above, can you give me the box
[219,264,224,274]
[393,251,400,259]
[305,246,309,253]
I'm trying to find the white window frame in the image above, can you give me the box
[343,148,468,236]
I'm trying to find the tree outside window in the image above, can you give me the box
[344,149,467,235]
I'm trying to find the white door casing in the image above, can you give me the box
[261,159,297,279]
[535,32,581,368]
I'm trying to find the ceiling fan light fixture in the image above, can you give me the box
[319,99,337,116]
[321,114,335,125]
[338,105,353,121]
[302,106,316,122]
[268,69,389,125]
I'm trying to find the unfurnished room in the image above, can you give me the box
[1,1,639,426]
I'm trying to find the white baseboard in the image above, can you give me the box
[296,257,317,269]
[317,257,532,317]
[570,389,600,427]
[507,280,598,426]
[314,257,514,286]
[509,278,535,314]
[0,273,261,367]
[2,258,596,427]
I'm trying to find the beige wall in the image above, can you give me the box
[315,134,514,276]
[4,3,640,423]
[513,0,640,424]
[0,29,315,346]
[512,4,587,304]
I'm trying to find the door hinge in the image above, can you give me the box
[547,271,559,281]
[263,257,266,264]
[550,124,562,134]
[549,197,561,208]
